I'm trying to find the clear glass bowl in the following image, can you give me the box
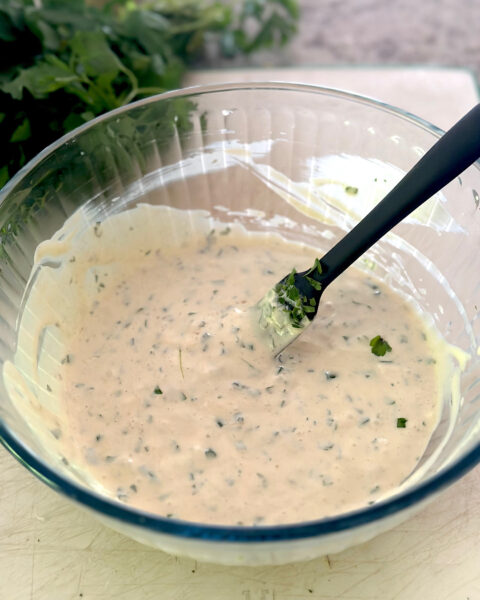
[0,83,479,566]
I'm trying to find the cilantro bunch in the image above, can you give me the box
[0,0,298,188]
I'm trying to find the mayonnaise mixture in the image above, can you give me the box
[9,204,446,526]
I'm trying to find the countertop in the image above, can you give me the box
[1,67,480,600]
[202,0,480,82]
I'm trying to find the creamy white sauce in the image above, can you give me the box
[7,204,448,526]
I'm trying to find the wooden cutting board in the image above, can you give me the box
[1,67,479,600]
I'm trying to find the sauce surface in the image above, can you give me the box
[16,205,444,525]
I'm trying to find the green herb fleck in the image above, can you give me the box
[369,335,392,357]
[397,417,407,428]
[205,448,217,459]
[345,186,359,195]
[154,386,162,395]
[93,222,102,238]
[305,276,322,291]
[306,257,322,277]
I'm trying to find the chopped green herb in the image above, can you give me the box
[345,186,359,195]
[154,386,163,395]
[275,270,310,327]
[205,448,217,459]
[305,276,322,291]
[369,335,392,357]
[306,258,323,277]
[324,371,337,380]
[397,417,407,428]
[272,257,326,327]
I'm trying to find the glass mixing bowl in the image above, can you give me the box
[0,83,479,566]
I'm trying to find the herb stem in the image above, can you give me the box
[178,347,184,379]
[123,86,166,105]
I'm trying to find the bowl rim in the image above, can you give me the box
[1,81,480,543]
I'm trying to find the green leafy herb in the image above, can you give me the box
[397,417,407,428]
[154,385,162,395]
[369,335,392,357]
[345,185,359,195]
[305,276,322,291]
[274,257,323,328]
[306,257,322,277]
[275,268,311,328]
[324,371,337,380]
[0,0,299,187]
[204,448,217,459]
[305,258,323,291]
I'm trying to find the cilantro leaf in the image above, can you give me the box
[1,59,79,100]
[70,30,123,79]
[10,117,31,143]
[369,335,392,357]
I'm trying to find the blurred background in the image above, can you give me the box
[1,0,478,188]
[203,0,479,78]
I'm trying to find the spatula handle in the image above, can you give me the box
[319,103,480,285]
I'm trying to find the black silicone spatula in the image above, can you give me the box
[255,104,480,354]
